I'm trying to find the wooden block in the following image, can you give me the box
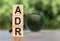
[13,37,23,41]
[12,15,23,26]
[12,5,23,16]
[12,26,23,37]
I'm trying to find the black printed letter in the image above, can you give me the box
[15,6,21,14]
[15,17,21,25]
[15,28,21,35]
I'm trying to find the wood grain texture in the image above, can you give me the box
[13,37,23,41]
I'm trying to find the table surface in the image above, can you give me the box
[0,30,60,41]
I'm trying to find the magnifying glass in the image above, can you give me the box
[25,13,44,32]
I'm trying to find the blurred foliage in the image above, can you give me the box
[0,0,60,30]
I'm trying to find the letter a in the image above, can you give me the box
[15,6,21,14]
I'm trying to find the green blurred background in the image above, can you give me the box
[0,0,60,30]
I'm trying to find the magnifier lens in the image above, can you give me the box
[26,14,44,32]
